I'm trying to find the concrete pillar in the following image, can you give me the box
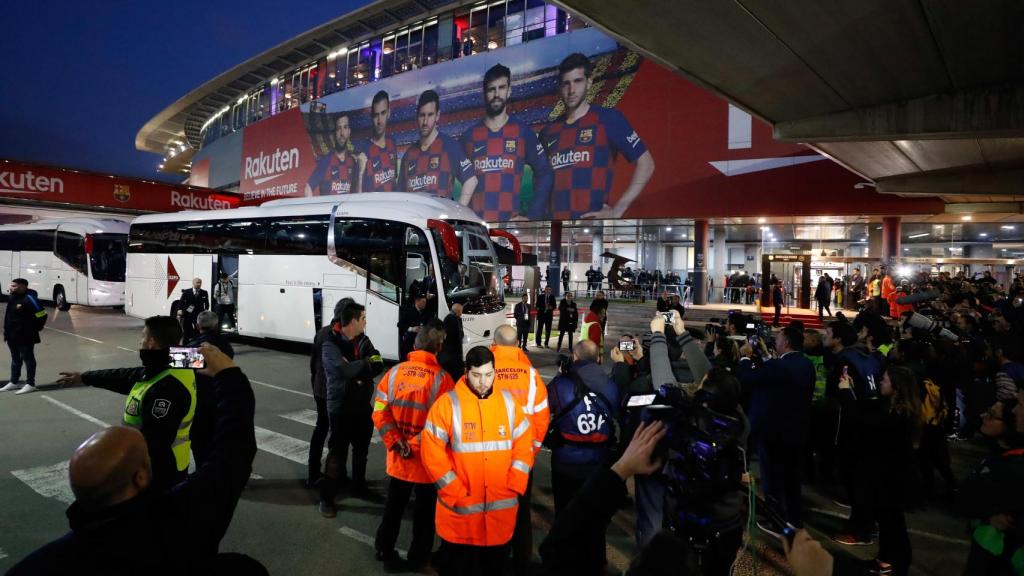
[591,229,603,269]
[548,221,563,297]
[693,220,709,305]
[712,225,727,300]
[881,216,901,266]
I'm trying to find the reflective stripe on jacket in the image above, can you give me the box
[421,381,535,546]
[372,350,455,483]
[123,368,196,472]
[491,345,550,453]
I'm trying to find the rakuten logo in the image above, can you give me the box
[475,157,515,172]
[549,149,590,170]
[0,170,64,194]
[407,174,438,190]
[374,168,395,185]
[244,147,300,183]
[171,190,233,210]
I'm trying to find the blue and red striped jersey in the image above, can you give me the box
[358,136,398,192]
[307,151,358,195]
[539,106,647,220]
[398,133,474,198]
[461,117,552,222]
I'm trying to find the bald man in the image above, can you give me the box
[9,344,261,575]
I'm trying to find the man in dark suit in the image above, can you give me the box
[438,303,465,380]
[514,293,531,350]
[397,295,428,360]
[736,326,815,526]
[534,286,557,348]
[178,277,210,343]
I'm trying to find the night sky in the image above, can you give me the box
[0,0,367,183]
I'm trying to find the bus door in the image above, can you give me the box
[193,255,215,304]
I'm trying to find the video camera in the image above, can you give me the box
[902,311,958,342]
[640,384,746,533]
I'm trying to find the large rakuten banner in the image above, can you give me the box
[234,27,942,220]
[0,159,241,212]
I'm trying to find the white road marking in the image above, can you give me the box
[251,379,313,398]
[40,395,111,428]
[116,346,135,353]
[338,526,406,556]
[807,507,969,546]
[279,409,319,427]
[44,326,103,344]
[278,408,381,444]
[11,460,74,505]
[0,547,7,560]
[254,426,310,465]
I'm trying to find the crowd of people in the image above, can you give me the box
[5,265,1024,576]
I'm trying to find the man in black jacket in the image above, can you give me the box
[9,344,262,575]
[2,278,47,394]
[514,293,531,350]
[308,298,354,487]
[398,295,428,360]
[438,303,465,380]
[319,302,385,517]
[535,286,557,348]
[561,265,571,293]
[58,316,196,491]
[186,310,235,468]
[178,277,210,343]
[737,326,815,527]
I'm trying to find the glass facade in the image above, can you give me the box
[198,0,581,147]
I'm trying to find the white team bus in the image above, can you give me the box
[125,193,516,360]
[0,217,129,309]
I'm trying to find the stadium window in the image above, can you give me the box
[505,0,525,45]
[408,27,423,69]
[381,35,396,78]
[422,23,438,65]
[486,1,507,50]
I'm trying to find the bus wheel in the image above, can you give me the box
[54,286,71,311]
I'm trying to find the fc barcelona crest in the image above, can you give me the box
[578,128,594,144]
[429,156,440,170]
[504,139,517,153]
[113,184,131,203]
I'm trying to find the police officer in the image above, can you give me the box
[58,316,197,491]
[422,346,535,575]
[372,320,455,569]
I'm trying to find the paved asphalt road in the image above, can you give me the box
[0,304,981,575]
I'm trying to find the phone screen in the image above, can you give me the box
[619,340,635,351]
[662,312,674,323]
[627,394,657,407]
[169,347,205,369]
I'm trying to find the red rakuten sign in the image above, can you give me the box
[238,108,315,202]
[0,159,242,213]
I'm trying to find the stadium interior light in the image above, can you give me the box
[962,215,972,221]
[1002,225,1016,230]
[757,217,766,224]
[665,226,672,232]
[583,228,589,234]
[237,95,247,105]
[336,47,348,57]
[270,78,279,86]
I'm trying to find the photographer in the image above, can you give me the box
[737,326,816,527]
[631,312,716,550]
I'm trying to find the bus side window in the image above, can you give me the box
[55,232,87,274]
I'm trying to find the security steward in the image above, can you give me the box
[422,346,535,575]
[58,316,196,491]
[372,320,455,569]
[491,324,549,575]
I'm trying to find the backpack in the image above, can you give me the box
[26,293,47,331]
[920,378,947,427]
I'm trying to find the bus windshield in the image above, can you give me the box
[435,221,504,314]
[89,234,127,282]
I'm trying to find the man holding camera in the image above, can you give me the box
[738,326,816,527]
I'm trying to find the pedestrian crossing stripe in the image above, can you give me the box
[278,409,382,443]
[10,461,74,505]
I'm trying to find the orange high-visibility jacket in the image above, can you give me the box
[421,381,535,546]
[373,350,455,483]
[490,345,550,454]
